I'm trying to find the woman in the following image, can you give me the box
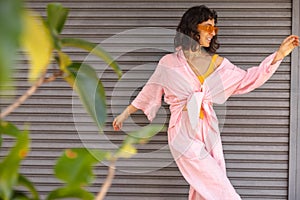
[113,5,299,200]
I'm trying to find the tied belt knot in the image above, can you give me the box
[185,91,212,130]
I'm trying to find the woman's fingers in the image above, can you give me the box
[112,116,123,131]
[283,35,298,45]
[282,35,299,47]
[287,35,299,46]
[278,35,299,58]
[113,122,121,131]
[272,35,299,65]
[289,35,299,46]
[292,36,300,46]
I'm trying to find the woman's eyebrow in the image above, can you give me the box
[203,22,214,26]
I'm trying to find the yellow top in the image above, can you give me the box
[197,54,218,84]
[197,54,218,119]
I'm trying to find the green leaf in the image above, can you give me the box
[0,125,30,200]
[116,143,137,159]
[0,121,22,137]
[124,125,164,145]
[17,175,39,200]
[115,125,164,158]
[57,51,72,72]
[11,190,31,200]
[56,51,74,86]
[20,11,53,82]
[47,3,69,34]
[61,38,122,79]
[46,187,94,200]
[54,148,108,187]
[66,62,106,129]
[0,0,23,91]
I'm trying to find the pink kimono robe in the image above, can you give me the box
[131,49,282,200]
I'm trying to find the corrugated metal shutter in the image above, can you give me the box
[1,0,292,199]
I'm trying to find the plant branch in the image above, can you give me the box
[0,71,62,119]
[43,70,63,83]
[95,159,116,200]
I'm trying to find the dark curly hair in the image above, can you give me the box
[174,5,220,54]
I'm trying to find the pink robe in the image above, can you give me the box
[131,49,282,200]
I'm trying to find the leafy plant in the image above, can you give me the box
[0,121,38,200]
[0,1,163,200]
[0,0,23,92]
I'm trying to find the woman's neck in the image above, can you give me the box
[183,47,210,60]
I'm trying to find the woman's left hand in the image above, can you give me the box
[275,35,299,61]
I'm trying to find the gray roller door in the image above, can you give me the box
[1,0,296,199]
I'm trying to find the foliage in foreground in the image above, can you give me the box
[0,1,163,199]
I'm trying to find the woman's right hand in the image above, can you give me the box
[112,105,138,131]
[112,110,129,131]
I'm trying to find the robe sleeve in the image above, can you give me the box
[223,52,283,96]
[131,60,165,122]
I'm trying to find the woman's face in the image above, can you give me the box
[197,19,217,47]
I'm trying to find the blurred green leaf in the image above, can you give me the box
[46,187,94,200]
[47,3,69,35]
[0,121,22,162]
[123,125,164,145]
[56,51,74,86]
[17,175,39,200]
[0,0,23,91]
[20,11,53,82]
[0,123,30,200]
[57,51,72,73]
[11,190,31,200]
[115,125,164,158]
[66,62,106,129]
[61,38,122,79]
[55,148,108,187]
[116,143,137,159]
[0,121,22,137]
